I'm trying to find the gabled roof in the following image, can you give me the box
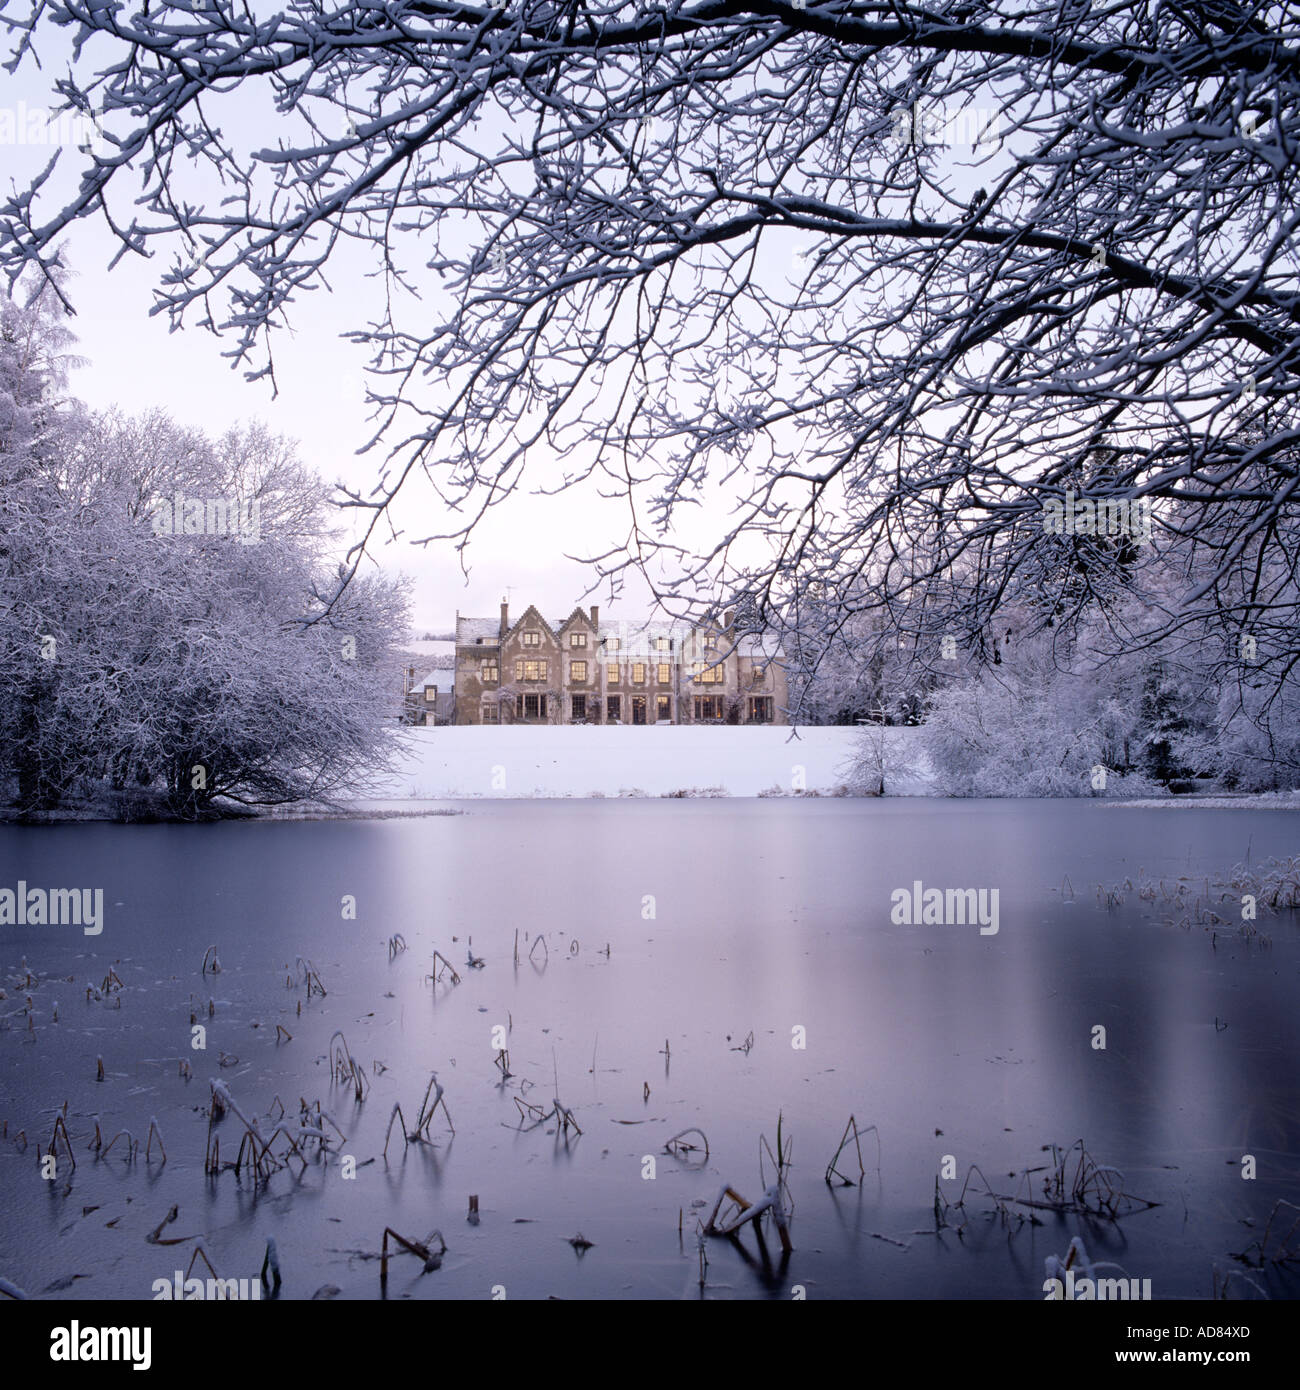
[556,606,597,630]
[503,604,559,643]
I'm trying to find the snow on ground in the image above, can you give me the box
[1103,793,1300,810]
[362,724,928,800]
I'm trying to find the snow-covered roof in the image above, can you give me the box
[454,609,782,657]
[456,616,500,645]
[737,635,785,661]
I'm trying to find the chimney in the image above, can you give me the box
[723,609,734,631]
[590,605,599,628]
[500,599,509,638]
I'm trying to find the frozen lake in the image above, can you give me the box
[2,799,1299,1301]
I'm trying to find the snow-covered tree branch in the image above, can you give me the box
[4,1,1299,694]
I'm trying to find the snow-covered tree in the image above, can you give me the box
[915,636,1161,798]
[3,2,1298,695]
[0,329,411,815]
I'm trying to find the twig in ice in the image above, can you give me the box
[664,1127,710,1159]
[379,1227,445,1283]
[825,1114,880,1187]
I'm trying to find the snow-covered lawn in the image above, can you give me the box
[365,724,927,799]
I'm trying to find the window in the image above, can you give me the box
[608,664,620,685]
[748,696,774,723]
[703,636,717,652]
[654,636,670,652]
[605,637,621,652]
[606,695,621,722]
[424,687,436,702]
[522,630,541,647]
[515,659,547,682]
[632,662,646,684]
[517,692,547,719]
[657,663,671,685]
[482,701,499,724]
[656,695,671,722]
[480,659,498,682]
[693,661,723,684]
[694,696,723,720]
[571,694,587,720]
[751,665,765,686]
[570,633,587,649]
[570,660,588,682]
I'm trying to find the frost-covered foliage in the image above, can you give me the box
[1177,674,1300,793]
[2,2,1298,695]
[907,630,1189,798]
[839,722,924,796]
[786,606,930,726]
[0,289,410,818]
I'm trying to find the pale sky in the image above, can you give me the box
[2,35,990,635]
[2,70,664,633]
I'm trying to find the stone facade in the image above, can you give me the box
[453,602,787,726]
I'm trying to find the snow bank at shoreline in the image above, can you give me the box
[1102,793,1300,810]
[361,723,927,800]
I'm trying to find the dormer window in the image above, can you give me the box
[570,633,587,649]
[522,631,541,647]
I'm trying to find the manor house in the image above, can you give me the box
[453,602,787,726]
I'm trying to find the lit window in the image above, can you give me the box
[480,659,498,682]
[654,636,670,652]
[606,695,621,721]
[632,662,646,684]
[482,702,499,724]
[515,659,547,682]
[657,663,671,684]
[570,633,587,649]
[522,631,541,647]
[693,661,723,684]
[605,637,621,652]
[570,661,588,682]
[608,664,620,685]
